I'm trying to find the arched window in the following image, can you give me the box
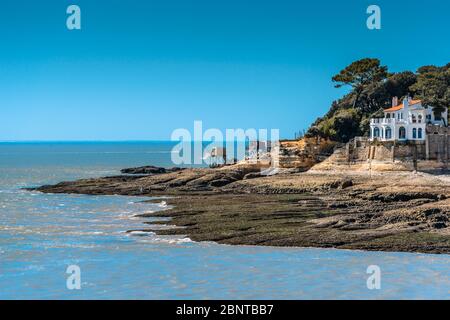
[418,115,422,123]
[412,115,417,123]
[418,128,423,139]
[413,128,417,139]
[399,127,406,139]
[373,127,380,138]
[385,127,392,139]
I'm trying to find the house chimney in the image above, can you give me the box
[392,96,398,107]
[403,97,409,108]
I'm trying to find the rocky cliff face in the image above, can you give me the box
[278,137,337,170]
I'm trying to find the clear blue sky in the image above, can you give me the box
[1,0,449,141]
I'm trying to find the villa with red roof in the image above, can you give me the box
[369,97,448,142]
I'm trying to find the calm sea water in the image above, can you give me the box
[0,142,449,299]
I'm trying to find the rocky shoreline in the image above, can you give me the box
[31,164,450,254]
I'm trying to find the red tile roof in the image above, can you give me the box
[384,100,421,112]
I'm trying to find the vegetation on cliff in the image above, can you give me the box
[306,59,450,142]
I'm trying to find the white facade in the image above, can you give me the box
[369,97,448,142]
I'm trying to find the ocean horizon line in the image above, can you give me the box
[0,139,262,143]
[0,140,176,143]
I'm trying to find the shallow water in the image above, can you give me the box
[0,142,449,299]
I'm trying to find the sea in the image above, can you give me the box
[0,142,449,299]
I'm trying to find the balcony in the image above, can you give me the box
[370,118,394,124]
[370,118,408,125]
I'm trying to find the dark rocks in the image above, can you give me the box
[209,178,234,187]
[121,166,166,174]
[368,192,443,203]
[430,222,447,229]
[121,166,184,175]
[324,179,353,190]
[328,202,349,209]
[340,179,353,189]
[422,208,443,217]
[243,172,262,180]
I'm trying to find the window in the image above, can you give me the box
[399,127,406,139]
[418,115,422,123]
[373,127,380,138]
[418,128,423,139]
[412,115,416,123]
[385,127,392,139]
[413,128,417,139]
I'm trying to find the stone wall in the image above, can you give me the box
[373,144,394,161]
[425,125,450,161]
[347,126,450,164]
[353,141,426,162]
[394,143,426,160]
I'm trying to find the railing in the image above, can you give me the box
[370,118,408,125]
[370,118,394,124]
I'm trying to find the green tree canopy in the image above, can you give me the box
[410,64,450,121]
[332,58,388,108]
[385,71,417,98]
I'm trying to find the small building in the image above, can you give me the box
[369,97,448,142]
[208,146,227,167]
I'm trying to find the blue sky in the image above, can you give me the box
[0,0,449,141]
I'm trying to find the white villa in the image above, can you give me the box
[369,97,448,142]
